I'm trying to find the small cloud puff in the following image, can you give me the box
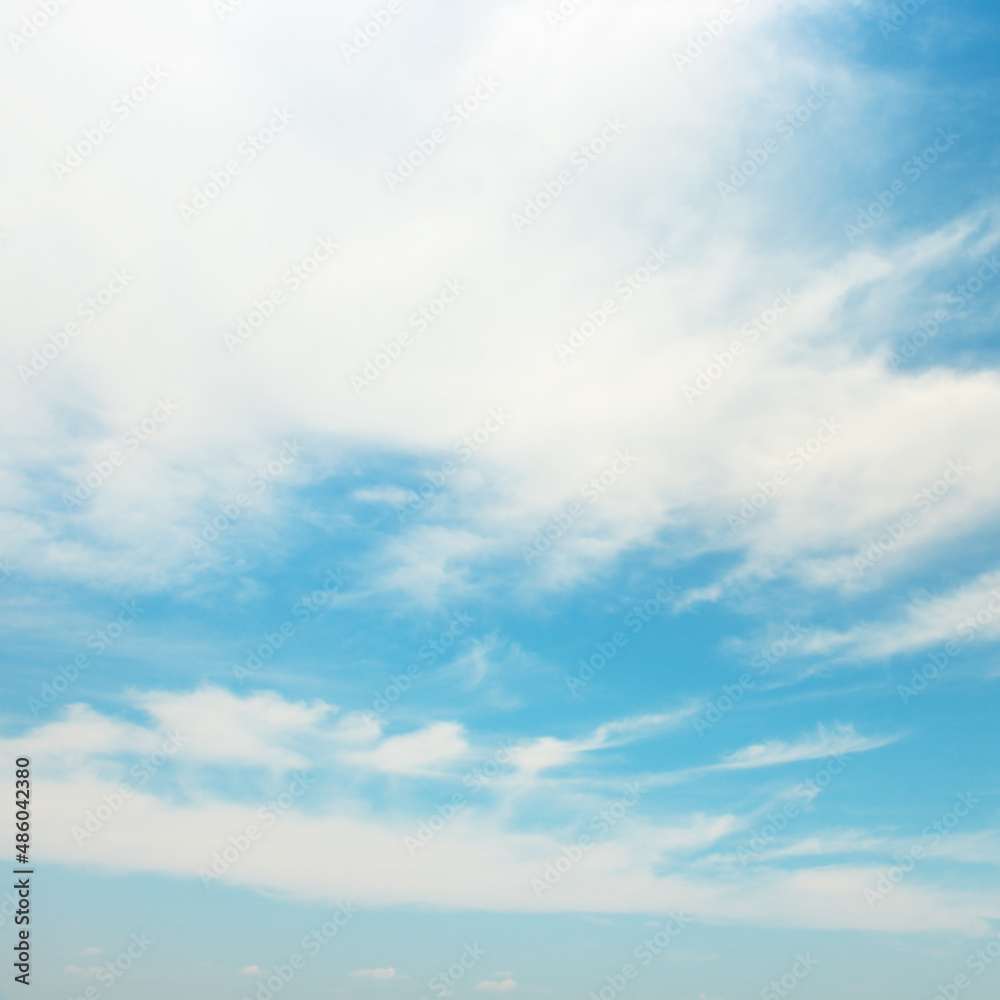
[350,967,398,979]
[476,980,516,992]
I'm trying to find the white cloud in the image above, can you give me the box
[133,687,335,771]
[801,569,1000,660]
[346,721,470,775]
[350,968,397,979]
[352,487,418,505]
[0,0,996,619]
[476,980,517,992]
[64,965,100,977]
[240,966,263,975]
[8,689,994,935]
[513,709,699,776]
[712,724,894,771]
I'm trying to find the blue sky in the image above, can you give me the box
[2,0,1000,998]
